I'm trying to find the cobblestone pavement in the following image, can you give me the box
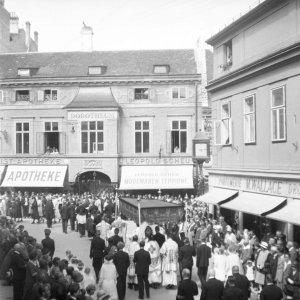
[0,219,201,300]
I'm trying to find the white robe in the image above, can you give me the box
[160,238,178,286]
[145,240,162,284]
[125,240,139,284]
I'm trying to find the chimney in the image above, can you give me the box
[81,22,93,51]
[34,31,38,50]
[25,21,31,50]
[9,12,19,34]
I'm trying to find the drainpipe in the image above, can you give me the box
[195,82,198,132]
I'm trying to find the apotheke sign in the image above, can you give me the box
[210,174,300,198]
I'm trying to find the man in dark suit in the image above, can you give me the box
[177,268,198,300]
[44,198,54,228]
[153,225,165,248]
[111,228,124,247]
[59,201,69,233]
[41,228,55,259]
[67,201,76,231]
[89,229,105,283]
[196,237,211,287]
[113,242,130,300]
[133,240,151,299]
[200,269,224,300]
[260,274,283,300]
[227,266,250,300]
[179,238,196,280]
[223,276,243,300]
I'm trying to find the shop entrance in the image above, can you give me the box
[74,171,112,195]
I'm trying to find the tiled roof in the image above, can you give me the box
[0,49,197,79]
[65,87,119,109]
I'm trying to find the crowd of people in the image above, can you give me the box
[0,189,299,300]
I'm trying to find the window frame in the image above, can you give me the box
[134,120,150,154]
[134,88,149,100]
[243,94,256,144]
[17,68,30,77]
[15,121,30,154]
[80,121,104,154]
[88,66,107,75]
[214,101,232,146]
[153,65,170,74]
[172,87,187,100]
[44,121,59,132]
[270,85,286,142]
[44,89,58,101]
[15,89,31,102]
[170,119,188,153]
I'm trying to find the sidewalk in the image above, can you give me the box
[0,280,13,300]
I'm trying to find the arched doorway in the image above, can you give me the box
[74,171,112,195]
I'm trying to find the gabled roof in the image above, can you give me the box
[0,49,197,80]
[65,87,119,109]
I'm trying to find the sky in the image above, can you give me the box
[5,0,257,52]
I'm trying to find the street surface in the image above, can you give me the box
[0,219,201,300]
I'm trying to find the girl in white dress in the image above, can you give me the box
[214,247,227,282]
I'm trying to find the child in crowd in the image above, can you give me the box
[83,267,96,289]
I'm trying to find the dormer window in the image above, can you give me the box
[153,65,170,74]
[88,66,107,75]
[17,68,30,77]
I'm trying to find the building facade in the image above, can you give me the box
[205,0,300,240]
[0,1,38,53]
[0,49,201,192]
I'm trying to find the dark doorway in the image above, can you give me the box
[45,132,59,152]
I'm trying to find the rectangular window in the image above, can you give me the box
[224,40,232,66]
[271,86,286,141]
[153,65,169,74]
[244,95,256,143]
[0,90,3,102]
[81,121,104,153]
[172,87,187,99]
[16,90,30,101]
[16,122,29,154]
[17,68,30,77]
[214,102,232,145]
[45,122,58,132]
[135,121,150,153]
[44,89,58,101]
[134,88,149,100]
[171,120,187,153]
[88,66,106,75]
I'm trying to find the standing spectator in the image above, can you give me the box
[89,229,105,283]
[260,274,283,300]
[285,262,300,300]
[160,230,179,289]
[178,237,196,280]
[31,197,39,224]
[60,201,69,234]
[254,241,270,290]
[44,197,54,229]
[41,229,55,260]
[200,269,224,300]
[223,276,243,300]
[68,201,76,231]
[134,240,151,299]
[153,225,165,248]
[23,249,39,300]
[76,205,87,237]
[113,241,130,300]
[126,235,139,290]
[176,268,198,300]
[228,266,250,300]
[10,243,26,300]
[111,228,123,247]
[196,237,211,288]
[287,241,298,264]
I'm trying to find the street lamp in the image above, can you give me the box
[137,195,141,226]
[115,186,119,218]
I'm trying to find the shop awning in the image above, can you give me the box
[119,165,194,190]
[1,165,67,187]
[195,188,238,205]
[221,192,286,216]
[266,200,300,226]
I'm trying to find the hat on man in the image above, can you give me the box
[260,241,268,249]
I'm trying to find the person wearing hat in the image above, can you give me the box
[196,237,211,288]
[222,275,244,300]
[260,274,283,300]
[254,241,270,290]
[179,237,196,280]
[41,228,55,259]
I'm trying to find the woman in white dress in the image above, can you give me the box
[214,247,227,282]
[225,245,244,276]
[99,254,118,300]
[125,235,140,289]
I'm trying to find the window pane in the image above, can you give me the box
[16,123,22,131]
[89,121,96,130]
[98,144,104,151]
[172,88,179,99]
[23,133,29,153]
[135,121,141,130]
[52,122,58,131]
[172,121,179,130]
[180,88,186,98]
[222,119,230,144]
[272,88,284,107]
[81,132,88,153]
[90,132,95,153]
[45,122,51,131]
[143,132,149,153]
[16,133,22,153]
[250,114,255,142]
[81,121,88,130]
[222,103,230,118]
[134,88,149,100]
[135,132,142,153]
[97,132,103,143]
[279,108,285,139]
[180,121,187,129]
[23,123,29,131]
[171,131,179,153]
[97,121,103,130]
[272,110,278,140]
[245,96,254,113]
[180,131,187,153]
[143,121,149,130]
[52,90,58,100]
